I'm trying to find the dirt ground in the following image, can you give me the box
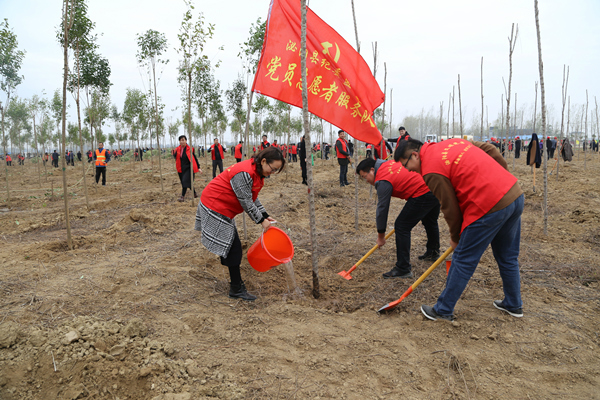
[0,147,599,400]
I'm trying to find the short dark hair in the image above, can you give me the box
[356,158,376,174]
[253,146,286,175]
[178,135,187,141]
[399,126,406,131]
[338,129,345,134]
[394,138,423,162]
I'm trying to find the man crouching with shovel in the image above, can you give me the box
[356,158,441,279]
[395,138,524,321]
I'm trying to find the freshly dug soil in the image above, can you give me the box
[0,150,599,399]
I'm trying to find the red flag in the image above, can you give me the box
[252,0,384,144]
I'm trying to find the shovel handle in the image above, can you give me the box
[353,229,395,268]
[378,247,453,312]
[411,247,453,289]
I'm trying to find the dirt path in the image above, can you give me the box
[0,151,599,399]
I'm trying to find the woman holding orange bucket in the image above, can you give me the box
[195,146,285,301]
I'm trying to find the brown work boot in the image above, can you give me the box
[177,195,185,202]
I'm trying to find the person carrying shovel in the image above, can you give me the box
[395,138,524,321]
[356,158,441,279]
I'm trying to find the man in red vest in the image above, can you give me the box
[5,154,12,166]
[335,130,351,187]
[366,144,372,158]
[234,141,243,163]
[395,138,524,321]
[357,157,440,278]
[291,143,297,162]
[93,142,111,185]
[209,138,224,179]
[260,135,270,150]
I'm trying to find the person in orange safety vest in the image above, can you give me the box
[93,142,111,186]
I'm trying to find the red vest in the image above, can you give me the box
[234,143,243,159]
[201,159,264,219]
[291,145,297,154]
[6,155,12,162]
[260,141,270,150]
[175,145,199,173]
[375,160,429,200]
[211,144,224,160]
[374,142,388,159]
[420,140,517,232]
[396,134,410,147]
[336,138,348,159]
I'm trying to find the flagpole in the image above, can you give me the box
[300,0,320,298]
[351,0,360,231]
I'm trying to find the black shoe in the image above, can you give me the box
[382,267,412,279]
[229,282,257,301]
[493,300,523,317]
[421,305,454,321]
[344,181,350,186]
[340,183,345,187]
[418,249,440,261]
[302,181,308,185]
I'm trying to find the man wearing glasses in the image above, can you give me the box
[395,138,524,321]
[356,157,440,279]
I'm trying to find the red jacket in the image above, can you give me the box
[420,140,517,233]
[375,160,429,200]
[201,159,264,219]
[175,145,199,173]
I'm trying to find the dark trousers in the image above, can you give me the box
[220,229,243,285]
[338,161,349,185]
[395,192,441,273]
[212,159,223,178]
[300,158,307,183]
[514,147,520,159]
[292,154,297,162]
[95,167,106,185]
[52,159,58,168]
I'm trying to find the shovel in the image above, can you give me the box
[377,247,453,312]
[338,229,395,280]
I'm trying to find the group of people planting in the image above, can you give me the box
[180,128,524,322]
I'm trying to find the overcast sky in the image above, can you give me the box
[3,0,599,143]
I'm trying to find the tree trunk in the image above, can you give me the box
[32,115,41,188]
[557,65,569,179]
[188,70,194,206]
[534,0,548,236]
[1,106,10,207]
[480,57,484,141]
[584,90,588,170]
[301,0,319,298]
[76,43,90,209]
[458,74,463,136]
[61,0,73,250]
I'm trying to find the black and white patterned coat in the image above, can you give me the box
[195,172,268,257]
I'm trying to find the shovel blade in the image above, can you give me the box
[337,270,353,280]
[377,298,402,313]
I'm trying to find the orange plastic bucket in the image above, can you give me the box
[247,227,294,272]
